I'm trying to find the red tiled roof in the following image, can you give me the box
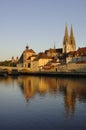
[77,47,86,55]
[34,52,52,61]
[45,48,57,53]
[24,49,35,53]
[67,51,76,56]
[77,60,86,64]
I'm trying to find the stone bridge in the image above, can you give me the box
[0,66,30,73]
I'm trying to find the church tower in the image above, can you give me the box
[62,24,76,53]
[63,24,70,53]
[70,25,76,51]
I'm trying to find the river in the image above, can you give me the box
[0,76,86,130]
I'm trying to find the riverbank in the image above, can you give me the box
[20,71,86,77]
[0,71,86,78]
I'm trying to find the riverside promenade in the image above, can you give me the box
[0,66,86,77]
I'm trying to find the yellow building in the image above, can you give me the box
[31,52,52,71]
[45,48,57,57]
[17,45,36,68]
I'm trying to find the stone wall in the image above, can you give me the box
[56,63,86,72]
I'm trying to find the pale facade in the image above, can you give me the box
[23,45,36,68]
[17,45,36,68]
[31,58,52,71]
[31,53,52,71]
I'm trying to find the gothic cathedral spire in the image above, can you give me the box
[70,25,74,38]
[63,24,69,53]
[63,24,76,54]
[65,24,69,39]
[70,25,76,51]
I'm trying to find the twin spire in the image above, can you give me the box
[63,24,76,53]
[25,24,76,54]
[64,24,74,39]
[70,25,74,38]
[65,24,69,38]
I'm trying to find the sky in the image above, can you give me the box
[0,0,86,61]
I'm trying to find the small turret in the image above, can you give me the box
[26,44,29,50]
[54,42,56,49]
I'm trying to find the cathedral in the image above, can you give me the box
[63,24,76,53]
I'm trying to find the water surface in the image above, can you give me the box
[0,76,86,130]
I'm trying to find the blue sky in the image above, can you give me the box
[0,0,86,60]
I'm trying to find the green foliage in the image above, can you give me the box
[0,60,12,66]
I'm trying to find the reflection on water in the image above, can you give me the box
[17,76,86,117]
[0,76,86,130]
[0,76,86,116]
